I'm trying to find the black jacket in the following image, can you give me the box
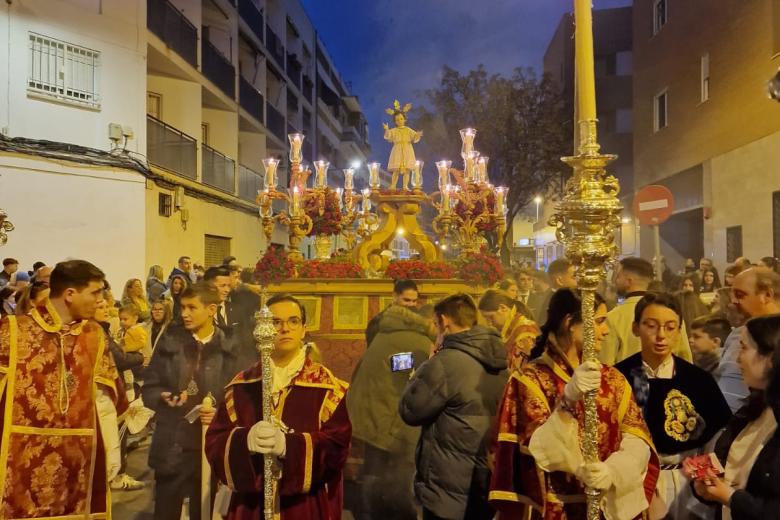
[218,287,262,372]
[399,325,508,519]
[142,325,238,475]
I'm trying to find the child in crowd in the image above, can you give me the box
[119,304,148,402]
[689,315,732,374]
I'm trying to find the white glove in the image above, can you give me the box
[247,420,286,457]
[563,360,601,404]
[575,462,614,490]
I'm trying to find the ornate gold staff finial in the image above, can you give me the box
[253,289,278,520]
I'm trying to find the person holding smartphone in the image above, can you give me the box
[348,303,436,519]
[400,294,508,520]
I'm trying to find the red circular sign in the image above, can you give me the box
[633,185,675,226]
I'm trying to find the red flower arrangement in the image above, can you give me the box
[457,251,504,286]
[385,260,458,280]
[305,188,343,236]
[454,185,499,231]
[298,260,364,279]
[254,245,295,285]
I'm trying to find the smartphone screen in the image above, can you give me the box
[390,352,414,372]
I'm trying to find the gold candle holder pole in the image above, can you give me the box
[551,3,623,519]
[252,292,278,520]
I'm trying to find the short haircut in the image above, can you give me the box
[49,260,105,298]
[267,293,307,324]
[690,315,732,345]
[180,282,221,307]
[393,279,418,295]
[547,258,572,278]
[203,266,231,282]
[497,279,517,292]
[32,261,46,272]
[725,264,744,277]
[478,289,515,311]
[434,293,477,328]
[223,256,237,265]
[620,257,654,281]
[119,303,140,317]
[3,258,18,267]
[178,256,191,265]
[633,292,682,324]
[752,268,780,301]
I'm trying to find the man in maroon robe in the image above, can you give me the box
[205,293,351,519]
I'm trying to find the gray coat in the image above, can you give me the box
[399,325,508,519]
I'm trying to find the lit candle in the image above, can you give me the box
[288,133,305,164]
[262,158,278,190]
[477,155,490,184]
[464,151,479,182]
[291,186,301,216]
[436,160,451,191]
[459,128,477,158]
[343,168,354,191]
[495,187,507,214]
[362,188,371,212]
[441,184,451,215]
[368,162,381,189]
[336,188,343,210]
[574,0,597,121]
[314,160,329,189]
[412,160,424,189]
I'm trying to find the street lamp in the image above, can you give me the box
[533,196,542,222]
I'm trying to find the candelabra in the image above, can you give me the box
[340,188,379,250]
[431,129,508,257]
[0,208,14,246]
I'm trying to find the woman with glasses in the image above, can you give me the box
[615,292,732,519]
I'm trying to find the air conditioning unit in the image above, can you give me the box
[174,186,185,209]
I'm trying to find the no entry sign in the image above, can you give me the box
[633,185,675,226]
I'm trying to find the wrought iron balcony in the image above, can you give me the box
[266,102,286,142]
[238,0,264,43]
[238,164,263,203]
[147,0,198,68]
[147,115,197,179]
[202,144,236,193]
[265,24,285,70]
[202,39,235,98]
[239,76,265,124]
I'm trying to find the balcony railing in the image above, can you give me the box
[266,101,286,142]
[265,24,285,70]
[238,0,264,43]
[302,75,313,103]
[287,88,298,114]
[202,39,235,98]
[342,126,361,143]
[286,53,301,90]
[147,115,197,179]
[238,164,263,203]
[147,0,198,68]
[202,144,236,193]
[239,76,265,124]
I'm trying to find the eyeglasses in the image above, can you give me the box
[272,317,303,330]
[640,320,679,334]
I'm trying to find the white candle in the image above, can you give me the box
[464,151,479,182]
[288,133,305,164]
[436,160,451,191]
[412,160,424,189]
[477,156,489,184]
[291,186,301,216]
[362,188,371,212]
[314,160,329,189]
[459,128,477,158]
[262,158,278,190]
[495,187,507,215]
[368,162,381,189]
[343,168,354,191]
[441,184,451,215]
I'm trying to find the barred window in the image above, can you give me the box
[28,33,101,109]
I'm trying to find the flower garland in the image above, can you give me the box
[254,245,295,286]
[305,188,343,236]
[457,250,504,286]
[385,260,458,280]
[298,260,364,279]
[454,184,498,232]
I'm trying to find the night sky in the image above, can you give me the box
[300,0,632,164]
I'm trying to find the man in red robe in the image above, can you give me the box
[0,259,124,519]
[206,293,351,519]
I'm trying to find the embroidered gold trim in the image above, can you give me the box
[0,316,18,503]
[302,432,313,493]
[9,514,107,520]
[497,433,519,443]
[10,426,94,436]
[224,427,238,491]
[517,375,551,414]
[663,389,700,442]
